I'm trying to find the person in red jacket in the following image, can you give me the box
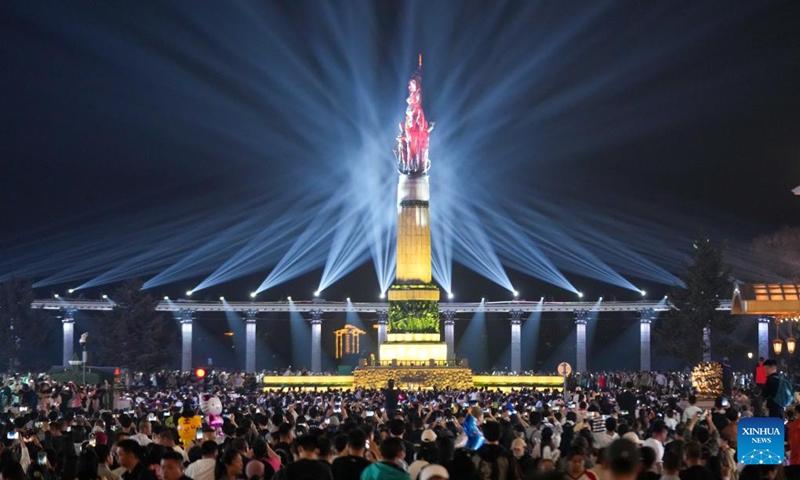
[755,357,767,387]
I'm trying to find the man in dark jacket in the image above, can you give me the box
[473,421,521,480]
[617,383,638,423]
[761,359,784,419]
[331,428,371,480]
[117,440,158,480]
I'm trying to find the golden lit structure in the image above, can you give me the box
[732,283,800,315]
[334,324,366,359]
[691,362,723,398]
[259,373,563,391]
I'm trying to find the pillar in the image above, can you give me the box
[575,310,588,373]
[758,316,772,360]
[310,309,323,372]
[639,308,653,372]
[703,325,711,363]
[510,310,523,373]
[245,310,257,373]
[179,309,194,372]
[377,310,388,346]
[62,307,77,366]
[442,310,456,362]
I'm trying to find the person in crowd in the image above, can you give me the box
[637,446,659,480]
[642,420,667,472]
[678,442,713,480]
[659,450,681,480]
[473,420,521,480]
[681,397,702,424]
[184,441,218,480]
[760,359,785,419]
[606,439,640,480]
[215,449,243,480]
[117,439,158,480]
[595,417,619,450]
[564,446,597,480]
[331,428,371,480]
[360,437,409,480]
[160,451,190,480]
[95,443,123,480]
[273,434,332,480]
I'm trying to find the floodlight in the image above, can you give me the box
[186,290,193,296]
[287,296,292,301]
[347,297,351,302]
[640,289,646,296]
[314,290,320,297]
[219,296,225,301]
[250,292,257,299]
[448,292,454,300]
[54,294,59,299]
[102,294,108,299]
[163,296,169,301]
[577,292,583,298]
[513,290,519,298]
[599,297,603,301]
[68,289,75,294]
[379,292,385,299]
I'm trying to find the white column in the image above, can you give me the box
[639,309,652,372]
[62,307,76,366]
[377,310,388,345]
[442,310,455,362]
[575,310,588,373]
[179,309,194,372]
[310,310,323,372]
[703,325,711,363]
[510,310,523,373]
[245,310,257,373]
[758,316,771,360]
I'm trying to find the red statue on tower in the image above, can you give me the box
[395,54,434,176]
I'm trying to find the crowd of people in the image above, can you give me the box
[0,361,795,480]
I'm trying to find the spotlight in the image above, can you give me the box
[68,289,75,294]
[53,294,59,299]
[102,294,108,299]
[314,290,320,297]
[599,297,603,301]
[186,290,193,297]
[640,290,646,297]
[163,296,169,301]
[287,296,292,301]
[448,292,454,300]
[481,297,485,302]
[664,295,668,299]
[513,290,519,298]
[577,292,583,298]
[379,292,385,299]
[250,292,257,299]
[346,297,351,302]
[540,296,544,301]
[219,296,225,301]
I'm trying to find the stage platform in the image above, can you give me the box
[260,373,563,391]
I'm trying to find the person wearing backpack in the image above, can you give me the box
[761,359,790,418]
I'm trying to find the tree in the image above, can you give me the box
[655,236,734,365]
[751,226,800,281]
[95,279,179,371]
[0,279,55,372]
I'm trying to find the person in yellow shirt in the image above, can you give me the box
[177,407,203,447]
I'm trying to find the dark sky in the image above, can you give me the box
[1,1,800,300]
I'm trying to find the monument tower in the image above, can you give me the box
[380,55,446,362]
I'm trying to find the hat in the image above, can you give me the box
[408,461,430,480]
[622,431,643,445]
[607,439,641,475]
[419,464,450,480]
[421,429,437,443]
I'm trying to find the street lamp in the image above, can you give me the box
[773,338,784,356]
[788,337,797,355]
[78,332,88,385]
[747,352,753,359]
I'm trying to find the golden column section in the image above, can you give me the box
[396,202,431,283]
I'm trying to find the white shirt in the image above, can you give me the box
[682,405,702,423]
[665,417,678,430]
[594,431,619,449]
[185,458,216,480]
[643,437,664,463]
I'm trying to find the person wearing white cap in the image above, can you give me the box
[408,429,438,479]
[418,464,449,480]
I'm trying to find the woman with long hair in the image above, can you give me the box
[215,450,242,480]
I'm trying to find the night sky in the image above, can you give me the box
[2,1,800,303]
